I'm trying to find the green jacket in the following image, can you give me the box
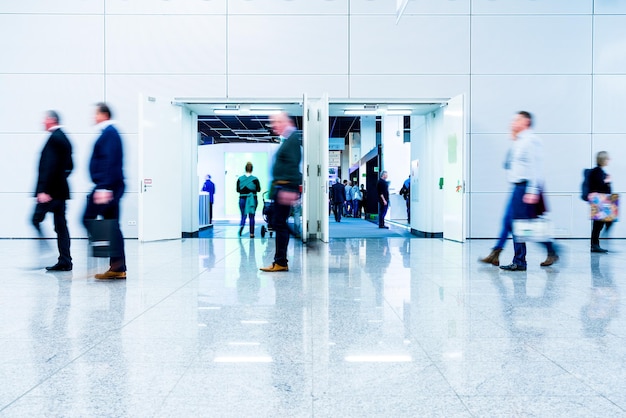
[271,130,302,194]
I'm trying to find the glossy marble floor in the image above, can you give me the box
[1,234,625,417]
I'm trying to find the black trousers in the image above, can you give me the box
[591,220,612,246]
[83,188,126,272]
[32,199,71,266]
[333,202,343,222]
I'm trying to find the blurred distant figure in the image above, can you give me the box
[83,102,127,279]
[343,180,352,216]
[32,110,73,271]
[359,184,367,218]
[202,174,215,224]
[260,112,302,272]
[236,162,261,238]
[399,175,410,223]
[377,171,389,229]
[351,181,360,218]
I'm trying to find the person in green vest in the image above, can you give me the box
[236,162,261,238]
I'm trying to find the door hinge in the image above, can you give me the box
[317,109,321,122]
[317,164,321,176]
[307,164,309,176]
[307,108,310,121]
[317,220,321,232]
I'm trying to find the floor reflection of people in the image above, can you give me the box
[200,239,216,270]
[268,273,306,414]
[581,254,619,339]
[31,273,73,404]
[365,238,391,307]
[237,239,260,305]
[491,267,559,338]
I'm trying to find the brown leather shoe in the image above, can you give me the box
[95,270,127,279]
[479,248,502,266]
[540,255,559,267]
[259,263,288,272]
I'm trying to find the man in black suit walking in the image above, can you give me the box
[33,110,74,271]
[83,103,127,279]
[331,178,346,222]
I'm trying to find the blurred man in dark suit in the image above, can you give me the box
[32,110,73,271]
[83,103,127,279]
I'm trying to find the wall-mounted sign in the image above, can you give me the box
[329,151,341,167]
[329,137,345,151]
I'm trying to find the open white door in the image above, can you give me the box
[442,94,466,242]
[301,94,309,243]
[138,94,182,242]
[317,94,329,243]
[303,94,329,242]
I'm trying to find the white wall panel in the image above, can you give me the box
[471,134,591,193]
[228,75,348,98]
[0,15,104,73]
[0,0,102,14]
[350,75,468,99]
[469,134,514,193]
[469,192,510,238]
[472,0,591,15]
[541,134,591,191]
[594,0,626,14]
[469,192,591,238]
[0,134,41,193]
[593,16,626,74]
[106,15,226,74]
[472,16,592,74]
[349,0,469,14]
[471,76,592,134]
[350,15,469,74]
[105,0,226,14]
[228,16,347,75]
[229,0,347,14]
[106,75,227,133]
[0,75,104,134]
[592,76,626,134]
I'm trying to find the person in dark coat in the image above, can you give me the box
[32,110,73,271]
[260,112,302,272]
[588,151,613,253]
[331,178,346,222]
[377,171,389,228]
[83,103,127,279]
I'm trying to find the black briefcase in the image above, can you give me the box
[86,219,121,258]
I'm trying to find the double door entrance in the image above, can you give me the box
[138,95,466,243]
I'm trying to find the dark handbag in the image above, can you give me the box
[86,219,120,258]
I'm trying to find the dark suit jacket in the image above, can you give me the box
[589,166,611,194]
[271,130,302,191]
[35,128,73,200]
[377,178,389,202]
[331,182,346,203]
[89,124,125,192]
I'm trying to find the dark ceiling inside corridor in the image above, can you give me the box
[197,116,365,145]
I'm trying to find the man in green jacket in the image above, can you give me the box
[260,112,302,272]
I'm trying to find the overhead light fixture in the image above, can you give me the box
[214,109,240,115]
[344,110,378,116]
